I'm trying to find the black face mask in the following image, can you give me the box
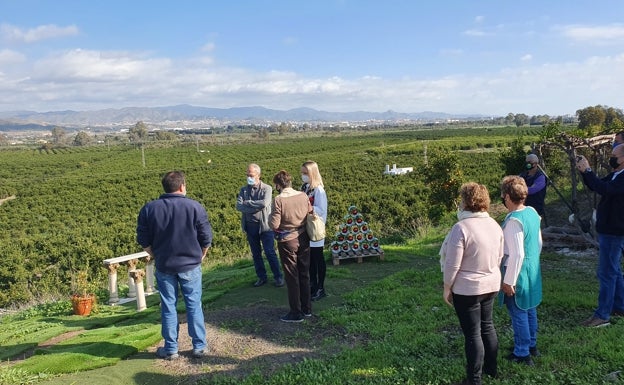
[609,156,620,169]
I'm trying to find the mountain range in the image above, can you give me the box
[0,105,485,131]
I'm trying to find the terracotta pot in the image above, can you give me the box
[71,294,95,316]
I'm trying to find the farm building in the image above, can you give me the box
[383,164,413,175]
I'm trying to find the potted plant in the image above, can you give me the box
[71,269,96,316]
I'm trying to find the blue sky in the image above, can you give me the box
[2,1,624,116]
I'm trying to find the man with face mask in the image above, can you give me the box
[613,131,624,149]
[236,163,284,288]
[576,144,624,327]
[519,154,547,219]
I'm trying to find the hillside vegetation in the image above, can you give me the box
[0,126,541,307]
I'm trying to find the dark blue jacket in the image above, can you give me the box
[137,193,213,274]
[520,169,547,217]
[581,170,624,236]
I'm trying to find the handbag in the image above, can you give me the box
[306,212,326,242]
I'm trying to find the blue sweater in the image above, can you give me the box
[137,193,213,274]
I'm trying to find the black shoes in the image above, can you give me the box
[274,277,285,287]
[253,278,267,287]
[311,288,326,301]
[506,352,534,366]
[280,312,304,323]
[529,346,541,357]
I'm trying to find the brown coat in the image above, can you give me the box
[270,187,311,242]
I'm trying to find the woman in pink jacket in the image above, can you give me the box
[442,182,504,385]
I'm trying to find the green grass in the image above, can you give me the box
[1,235,622,385]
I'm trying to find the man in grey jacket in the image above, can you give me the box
[236,163,284,287]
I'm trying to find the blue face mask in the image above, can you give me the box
[247,176,256,185]
[613,142,622,149]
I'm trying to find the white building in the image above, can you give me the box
[383,164,413,175]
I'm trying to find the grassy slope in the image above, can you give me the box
[2,232,622,385]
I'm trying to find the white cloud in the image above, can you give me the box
[2,46,624,115]
[559,24,624,44]
[201,42,215,52]
[0,49,26,64]
[0,23,79,43]
[462,29,487,37]
[521,54,532,61]
[32,49,171,82]
[475,16,485,23]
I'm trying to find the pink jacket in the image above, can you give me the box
[443,215,504,296]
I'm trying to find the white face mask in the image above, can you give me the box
[301,175,310,184]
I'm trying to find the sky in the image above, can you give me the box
[1,1,624,117]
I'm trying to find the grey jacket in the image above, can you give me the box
[236,181,273,234]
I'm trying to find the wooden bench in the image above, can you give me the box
[103,251,156,311]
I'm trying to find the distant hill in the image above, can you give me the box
[0,104,486,130]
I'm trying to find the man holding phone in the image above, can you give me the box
[576,145,624,327]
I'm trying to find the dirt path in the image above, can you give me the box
[149,305,361,381]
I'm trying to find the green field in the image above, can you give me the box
[0,126,541,307]
[2,126,622,385]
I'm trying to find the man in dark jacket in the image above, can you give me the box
[137,171,213,360]
[576,145,624,327]
[520,153,547,219]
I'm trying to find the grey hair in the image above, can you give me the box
[526,154,539,163]
[248,163,261,174]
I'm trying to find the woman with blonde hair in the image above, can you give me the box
[442,182,504,385]
[301,160,328,301]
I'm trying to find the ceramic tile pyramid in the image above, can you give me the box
[330,205,384,265]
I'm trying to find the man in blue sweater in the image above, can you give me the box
[577,144,624,327]
[520,153,547,219]
[137,171,213,359]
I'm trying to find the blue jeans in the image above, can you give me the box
[245,222,282,281]
[504,296,537,357]
[595,233,624,320]
[155,266,206,354]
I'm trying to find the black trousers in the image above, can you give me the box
[452,292,498,385]
[309,246,326,294]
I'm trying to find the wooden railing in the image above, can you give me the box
[102,251,156,311]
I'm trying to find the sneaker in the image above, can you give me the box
[581,316,610,328]
[156,347,179,360]
[311,288,326,301]
[253,278,267,287]
[612,310,624,317]
[529,346,541,357]
[280,312,304,323]
[274,277,285,287]
[302,310,312,317]
[191,348,206,358]
[506,353,534,366]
